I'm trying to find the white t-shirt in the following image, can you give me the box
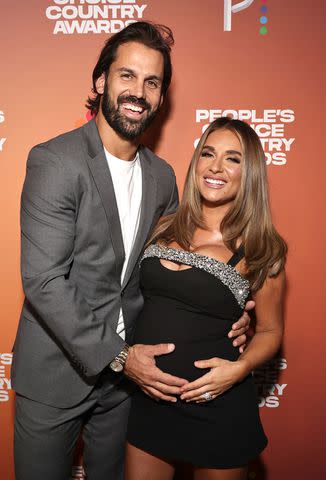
[104,147,142,340]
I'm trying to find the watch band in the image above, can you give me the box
[109,344,130,373]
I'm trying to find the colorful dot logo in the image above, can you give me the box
[260,1,268,35]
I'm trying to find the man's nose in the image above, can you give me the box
[129,79,145,99]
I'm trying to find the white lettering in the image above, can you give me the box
[265,152,287,166]
[53,1,136,4]
[274,383,287,395]
[53,21,68,33]
[264,109,277,122]
[0,138,7,151]
[133,4,146,17]
[237,109,252,121]
[0,378,11,389]
[0,391,9,402]
[221,109,238,119]
[195,109,295,167]
[46,6,62,19]
[282,138,295,151]
[109,5,120,17]
[196,110,210,123]
[280,109,295,123]
[48,0,146,34]
[0,353,13,365]
[259,395,280,408]
[224,0,255,31]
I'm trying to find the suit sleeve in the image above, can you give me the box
[162,166,179,216]
[20,145,126,377]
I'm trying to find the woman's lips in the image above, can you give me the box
[203,177,226,189]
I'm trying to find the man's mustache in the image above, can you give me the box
[117,95,151,111]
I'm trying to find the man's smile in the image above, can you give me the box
[120,102,147,119]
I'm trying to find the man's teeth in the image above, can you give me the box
[205,178,225,185]
[123,103,143,113]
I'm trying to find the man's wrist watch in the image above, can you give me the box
[109,345,130,373]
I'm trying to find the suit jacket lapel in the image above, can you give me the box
[122,146,157,289]
[82,119,125,278]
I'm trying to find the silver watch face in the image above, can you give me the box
[110,360,123,373]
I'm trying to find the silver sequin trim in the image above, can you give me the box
[141,244,250,308]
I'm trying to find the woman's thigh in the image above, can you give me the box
[124,442,175,480]
[193,465,248,480]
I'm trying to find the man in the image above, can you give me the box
[12,22,251,480]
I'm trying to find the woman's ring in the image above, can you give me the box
[202,392,213,401]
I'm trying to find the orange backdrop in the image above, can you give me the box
[1,1,325,478]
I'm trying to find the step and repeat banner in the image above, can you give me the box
[0,1,325,479]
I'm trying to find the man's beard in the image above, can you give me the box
[101,87,159,141]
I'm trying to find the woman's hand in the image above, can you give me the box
[179,357,249,403]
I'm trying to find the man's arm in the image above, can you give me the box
[162,165,179,216]
[21,145,125,377]
[228,300,254,352]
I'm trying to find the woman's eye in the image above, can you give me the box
[201,151,213,157]
[228,157,241,164]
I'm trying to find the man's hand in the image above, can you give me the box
[228,300,255,353]
[124,343,188,402]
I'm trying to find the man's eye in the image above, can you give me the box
[201,151,213,157]
[121,74,132,79]
[147,80,158,88]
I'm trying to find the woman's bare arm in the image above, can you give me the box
[180,270,285,402]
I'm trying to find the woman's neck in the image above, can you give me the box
[201,202,230,233]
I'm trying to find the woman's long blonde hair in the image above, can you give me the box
[150,117,287,292]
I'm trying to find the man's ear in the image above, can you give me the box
[95,74,106,94]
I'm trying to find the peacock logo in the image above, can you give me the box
[223,0,269,35]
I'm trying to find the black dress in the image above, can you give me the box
[127,244,267,468]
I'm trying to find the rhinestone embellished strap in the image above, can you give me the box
[141,244,250,308]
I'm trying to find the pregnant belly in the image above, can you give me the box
[133,298,240,381]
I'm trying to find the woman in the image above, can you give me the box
[125,117,287,480]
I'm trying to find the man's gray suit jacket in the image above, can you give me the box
[11,118,179,408]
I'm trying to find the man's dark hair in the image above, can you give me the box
[86,21,174,114]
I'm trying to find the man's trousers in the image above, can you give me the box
[14,373,134,480]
